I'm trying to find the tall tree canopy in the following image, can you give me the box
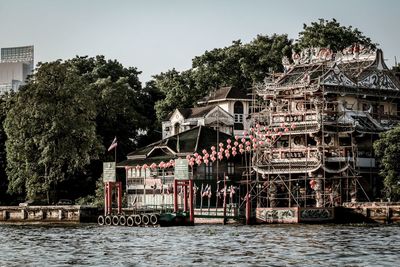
[0,94,10,204]
[296,18,377,52]
[4,56,162,202]
[4,61,102,200]
[67,56,161,158]
[374,126,400,201]
[154,34,292,121]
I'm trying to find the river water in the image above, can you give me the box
[0,224,399,266]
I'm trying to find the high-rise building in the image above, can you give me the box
[0,45,34,93]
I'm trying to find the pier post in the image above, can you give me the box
[117,182,122,215]
[183,183,188,212]
[104,183,108,216]
[173,179,178,212]
[189,179,194,224]
[246,193,250,225]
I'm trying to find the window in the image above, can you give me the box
[227,162,235,175]
[174,123,180,135]
[234,101,244,130]
[205,162,213,180]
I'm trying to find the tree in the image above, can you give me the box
[4,61,102,201]
[154,34,292,121]
[66,56,163,159]
[154,69,197,121]
[0,94,10,204]
[3,56,163,203]
[296,18,377,52]
[374,126,400,201]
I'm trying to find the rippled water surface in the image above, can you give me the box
[1,223,399,266]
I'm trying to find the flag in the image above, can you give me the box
[108,137,117,151]
[230,185,236,199]
[202,185,209,197]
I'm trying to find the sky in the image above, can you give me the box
[0,0,399,83]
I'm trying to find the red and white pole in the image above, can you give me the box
[173,179,178,212]
[189,179,194,225]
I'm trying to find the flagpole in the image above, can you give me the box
[115,141,117,164]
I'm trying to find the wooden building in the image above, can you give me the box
[118,126,245,209]
[162,86,252,139]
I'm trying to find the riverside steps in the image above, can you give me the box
[0,205,99,224]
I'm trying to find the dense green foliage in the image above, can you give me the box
[0,95,9,204]
[4,57,162,202]
[374,126,400,201]
[154,34,292,121]
[4,61,101,201]
[296,18,377,52]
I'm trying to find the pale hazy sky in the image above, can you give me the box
[1,0,399,83]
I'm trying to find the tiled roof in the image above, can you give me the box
[176,105,216,119]
[121,126,233,166]
[198,86,251,104]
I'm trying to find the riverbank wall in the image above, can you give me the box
[335,202,400,224]
[0,205,99,224]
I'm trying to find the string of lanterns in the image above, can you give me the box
[125,122,296,170]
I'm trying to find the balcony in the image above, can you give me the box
[254,147,321,174]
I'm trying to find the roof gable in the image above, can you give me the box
[321,64,357,87]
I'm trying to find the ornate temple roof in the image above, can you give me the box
[256,45,400,96]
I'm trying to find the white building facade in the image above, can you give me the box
[0,45,34,94]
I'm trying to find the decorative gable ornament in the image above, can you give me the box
[322,65,356,87]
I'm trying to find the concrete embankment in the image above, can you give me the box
[335,202,400,224]
[0,205,99,224]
